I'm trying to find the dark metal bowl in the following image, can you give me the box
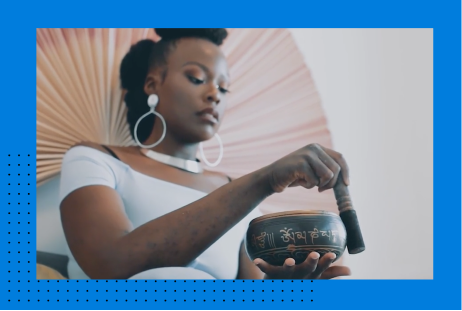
[246,210,347,266]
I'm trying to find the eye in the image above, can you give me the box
[218,86,230,94]
[187,75,204,85]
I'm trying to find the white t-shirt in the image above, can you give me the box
[58,146,263,279]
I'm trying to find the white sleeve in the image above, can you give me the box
[58,146,118,205]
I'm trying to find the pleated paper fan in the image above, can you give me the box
[37,28,158,185]
[37,28,337,214]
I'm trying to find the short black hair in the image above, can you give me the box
[120,28,228,143]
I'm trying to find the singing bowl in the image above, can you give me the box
[245,210,347,266]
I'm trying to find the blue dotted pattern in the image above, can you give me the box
[4,153,316,309]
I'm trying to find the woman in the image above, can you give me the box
[59,28,351,280]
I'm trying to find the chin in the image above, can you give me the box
[196,126,217,142]
[182,127,215,144]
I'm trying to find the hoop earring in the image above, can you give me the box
[199,133,224,167]
[134,94,167,149]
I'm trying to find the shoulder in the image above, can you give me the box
[62,142,132,171]
[70,141,111,154]
[66,141,133,159]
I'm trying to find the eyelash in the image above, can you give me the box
[187,76,230,94]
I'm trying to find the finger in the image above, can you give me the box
[319,266,351,279]
[288,166,319,189]
[282,258,296,279]
[301,165,320,189]
[315,148,341,192]
[322,147,350,186]
[308,155,334,189]
[288,179,308,188]
[310,252,337,279]
[254,258,280,278]
[293,252,319,278]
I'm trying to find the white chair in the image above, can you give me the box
[36,175,69,277]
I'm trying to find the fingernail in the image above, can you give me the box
[254,259,262,265]
[331,253,337,259]
[312,252,320,259]
[286,258,295,266]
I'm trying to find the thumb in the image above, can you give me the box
[319,266,351,279]
[288,178,317,189]
[254,258,273,275]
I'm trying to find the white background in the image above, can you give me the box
[289,28,433,279]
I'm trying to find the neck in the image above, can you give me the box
[143,123,199,161]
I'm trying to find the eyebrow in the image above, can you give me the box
[182,61,230,80]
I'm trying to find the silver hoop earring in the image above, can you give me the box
[134,94,167,149]
[199,133,224,167]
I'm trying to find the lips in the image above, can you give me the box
[198,113,218,124]
[198,107,219,122]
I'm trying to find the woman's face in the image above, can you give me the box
[145,38,230,143]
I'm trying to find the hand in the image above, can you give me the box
[266,143,350,193]
[254,252,351,279]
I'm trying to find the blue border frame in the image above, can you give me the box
[1,0,460,309]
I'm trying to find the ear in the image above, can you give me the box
[144,69,163,96]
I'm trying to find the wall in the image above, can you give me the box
[289,28,433,279]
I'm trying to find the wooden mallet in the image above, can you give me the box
[333,172,365,254]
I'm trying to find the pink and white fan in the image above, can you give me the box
[37,28,337,215]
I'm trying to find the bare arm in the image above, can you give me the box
[61,141,351,280]
[60,159,274,279]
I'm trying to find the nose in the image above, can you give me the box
[205,84,220,105]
